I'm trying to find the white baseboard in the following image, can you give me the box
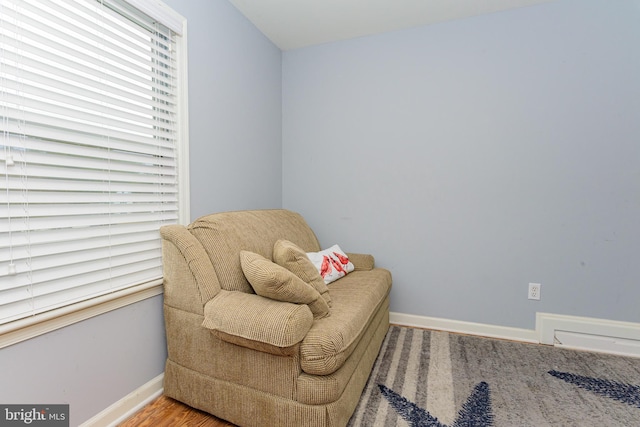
[390,312,539,343]
[536,312,640,358]
[79,373,164,427]
[391,312,640,358]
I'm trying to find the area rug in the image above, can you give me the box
[348,325,640,426]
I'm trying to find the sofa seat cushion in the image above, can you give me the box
[300,268,392,376]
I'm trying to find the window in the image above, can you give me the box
[0,0,188,336]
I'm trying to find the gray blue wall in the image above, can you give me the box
[3,0,639,424]
[171,0,283,219]
[0,297,166,426]
[0,1,282,425]
[282,0,640,330]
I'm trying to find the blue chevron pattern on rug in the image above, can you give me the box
[548,370,640,409]
[379,381,494,427]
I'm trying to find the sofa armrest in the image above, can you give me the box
[161,224,221,314]
[202,290,314,355]
[346,252,375,271]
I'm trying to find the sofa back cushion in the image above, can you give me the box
[188,210,322,293]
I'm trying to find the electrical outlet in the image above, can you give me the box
[528,283,541,300]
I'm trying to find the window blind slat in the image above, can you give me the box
[0,231,162,262]
[0,53,176,116]
[0,62,174,122]
[1,77,168,130]
[3,164,177,185]
[2,175,178,194]
[5,148,177,176]
[0,25,176,104]
[2,134,177,167]
[0,265,160,323]
[0,212,179,233]
[0,2,177,87]
[3,244,161,283]
[2,121,176,152]
[18,257,162,299]
[6,204,179,221]
[1,110,174,145]
[0,190,178,205]
[17,0,167,69]
[0,0,184,325]
[0,224,168,250]
[0,80,158,128]
[0,7,160,81]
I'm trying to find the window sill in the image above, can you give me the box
[0,280,163,349]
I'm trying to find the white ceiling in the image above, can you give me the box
[228,0,554,51]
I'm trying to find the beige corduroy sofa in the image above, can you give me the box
[160,209,392,427]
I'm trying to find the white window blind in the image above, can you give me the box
[0,0,183,325]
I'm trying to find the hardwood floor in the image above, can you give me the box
[119,395,236,427]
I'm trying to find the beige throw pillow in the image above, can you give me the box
[240,250,330,319]
[273,239,332,307]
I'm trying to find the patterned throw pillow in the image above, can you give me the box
[306,244,355,285]
[239,250,330,319]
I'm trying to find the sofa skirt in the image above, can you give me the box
[163,296,390,427]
